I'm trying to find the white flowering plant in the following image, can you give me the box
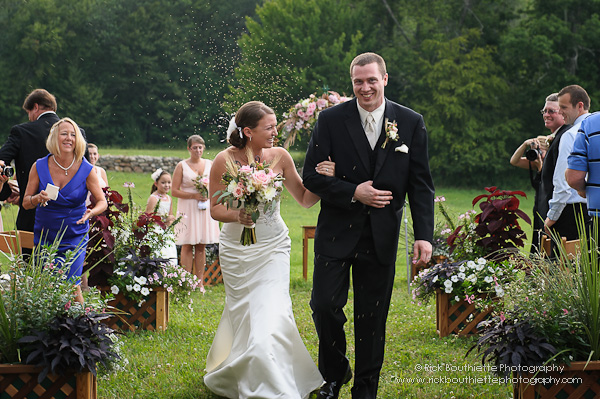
[411,257,517,306]
[108,251,201,305]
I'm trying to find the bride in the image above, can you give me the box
[204,101,335,398]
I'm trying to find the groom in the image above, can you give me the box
[303,52,434,399]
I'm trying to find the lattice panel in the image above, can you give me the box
[436,291,494,337]
[102,288,168,332]
[203,259,223,286]
[515,368,600,399]
[0,372,73,399]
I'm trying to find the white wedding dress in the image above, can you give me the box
[204,201,323,398]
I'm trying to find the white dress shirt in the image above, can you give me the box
[357,102,385,149]
[547,113,590,221]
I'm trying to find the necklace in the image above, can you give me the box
[52,155,76,175]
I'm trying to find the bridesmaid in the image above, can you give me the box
[171,135,220,289]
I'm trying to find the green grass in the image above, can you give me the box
[0,153,534,398]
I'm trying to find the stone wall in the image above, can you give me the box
[96,155,182,174]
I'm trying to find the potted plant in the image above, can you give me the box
[102,184,201,331]
[0,242,120,398]
[469,220,600,398]
[412,187,530,337]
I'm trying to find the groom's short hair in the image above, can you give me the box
[350,53,387,78]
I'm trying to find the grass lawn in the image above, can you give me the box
[0,149,534,398]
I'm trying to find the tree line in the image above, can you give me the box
[1,0,600,186]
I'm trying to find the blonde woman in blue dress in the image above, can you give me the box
[204,101,335,398]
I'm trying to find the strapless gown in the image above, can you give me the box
[204,201,323,398]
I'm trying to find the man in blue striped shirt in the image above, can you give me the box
[567,111,600,217]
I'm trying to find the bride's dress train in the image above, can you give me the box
[204,202,323,398]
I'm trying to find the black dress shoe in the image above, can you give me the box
[316,368,352,399]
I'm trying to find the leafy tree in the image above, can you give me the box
[226,0,378,116]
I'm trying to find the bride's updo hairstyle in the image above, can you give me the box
[229,101,275,149]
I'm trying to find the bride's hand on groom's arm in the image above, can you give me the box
[315,157,335,177]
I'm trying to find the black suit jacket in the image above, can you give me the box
[303,98,435,265]
[0,112,60,231]
[537,123,571,220]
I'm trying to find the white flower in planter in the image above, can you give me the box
[133,284,141,292]
[111,285,119,295]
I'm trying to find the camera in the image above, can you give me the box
[1,166,14,178]
[525,147,541,161]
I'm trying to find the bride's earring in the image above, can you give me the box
[249,136,252,142]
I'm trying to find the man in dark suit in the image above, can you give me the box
[537,93,570,248]
[303,53,434,399]
[0,89,59,232]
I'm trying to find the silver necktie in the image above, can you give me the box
[365,113,377,149]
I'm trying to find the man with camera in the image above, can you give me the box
[544,85,591,242]
[510,93,568,252]
[0,89,59,232]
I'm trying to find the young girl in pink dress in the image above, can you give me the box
[146,169,177,265]
[172,135,220,289]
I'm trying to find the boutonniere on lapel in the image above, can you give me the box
[395,143,409,153]
[382,118,399,149]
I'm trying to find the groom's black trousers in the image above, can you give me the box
[310,225,395,399]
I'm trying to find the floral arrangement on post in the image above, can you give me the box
[277,90,352,148]
[0,242,120,381]
[214,150,285,245]
[469,219,600,376]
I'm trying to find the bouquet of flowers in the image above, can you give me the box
[194,175,210,210]
[277,90,352,148]
[214,151,285,245]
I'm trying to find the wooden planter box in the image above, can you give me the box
[203,258,222,286]
[102,287,169,332]
[513,361,600,399]
[436,290,494,337]
[0,364,96,399]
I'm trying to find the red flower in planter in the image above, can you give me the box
[472,186,531,254]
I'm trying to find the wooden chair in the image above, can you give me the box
[540,235,580,259]
[0,230,35,254]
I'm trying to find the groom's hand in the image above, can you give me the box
[353,181,393,208]
[412,240,432,266]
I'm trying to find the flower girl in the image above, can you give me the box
[146,168,178,265]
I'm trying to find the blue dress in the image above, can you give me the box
[34,155,93,282]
